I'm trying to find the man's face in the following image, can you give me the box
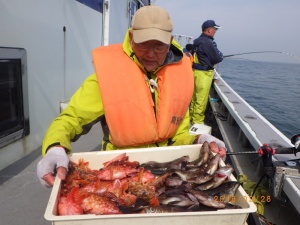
[130,31,171,72]
[206,27,218,37]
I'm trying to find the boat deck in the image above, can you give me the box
[0,123,103,225]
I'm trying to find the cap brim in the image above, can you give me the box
[214,25,221,29]
[132,28,171,44]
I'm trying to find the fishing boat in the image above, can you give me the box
[0,1,299,225]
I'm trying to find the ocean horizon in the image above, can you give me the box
[217,59,300,140]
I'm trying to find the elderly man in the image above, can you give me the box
[37,6,226,187]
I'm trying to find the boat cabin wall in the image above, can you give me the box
[0,0,135,170]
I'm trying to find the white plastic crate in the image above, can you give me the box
[45,144,256,225]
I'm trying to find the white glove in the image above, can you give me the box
[197,133,225,148]
[197,133,227,158]
[37,146,69,187]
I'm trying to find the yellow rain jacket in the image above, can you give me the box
[42,29,196,156]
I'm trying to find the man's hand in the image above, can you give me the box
[197,133,227,158]
[36,146,69,187]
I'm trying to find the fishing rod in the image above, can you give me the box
[226,146,299,156]
[226,134,300,156]
[223,51,300,62]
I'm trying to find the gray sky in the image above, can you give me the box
[154,0,300,63]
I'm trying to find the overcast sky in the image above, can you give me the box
[154,0,300,63]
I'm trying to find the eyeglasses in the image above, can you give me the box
[133,42,170,53]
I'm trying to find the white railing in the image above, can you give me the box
[173,34,193,47]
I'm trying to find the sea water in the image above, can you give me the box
[217,59,300,139]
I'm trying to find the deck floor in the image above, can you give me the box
[0,123,103,225]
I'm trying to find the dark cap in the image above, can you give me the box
[185,44,193,51]
[202,20,221,31]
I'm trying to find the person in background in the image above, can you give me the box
[190,20,223,125]
[36,6,226,187]
[183,43,194,64]
[185,43,193,53]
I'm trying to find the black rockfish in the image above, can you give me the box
[141,155,190,175]
[203,181,240,203]
[139,205,186,213]
[195,164,234,191]
[186,189,226,209]
[171,169,202,182]
[159,193,198,207]
[204,153,221,175]
[165,174,184,187]
[187,141,210,167]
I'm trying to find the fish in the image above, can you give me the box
[203,181,240,203]
[58,187,84,215]
[190,173,214,184]
[141,155,190,174]
[61,151,240,216]
[195,164,234,191]
[171,169,200,182]
[149,172,171,189]
[155,186,166,196]
[96,164,138,180]
[102,153,140,168]
[163,186,186,196]
[204,153,221,175]
[127,168,159,206]
[73,187,122,215]
[102,153,128,167]
[186,189,226,209]
[188,141,210,167]
[159,193,198,207]
[129,169,156,184]
[139,205,187,213]
[82,179,133,205]
[165,175,184,187]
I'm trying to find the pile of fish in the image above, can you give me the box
[58,142,241,216]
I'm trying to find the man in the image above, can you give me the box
[37,6,226,187]
[190,20,223,125]
[183,43,194,64]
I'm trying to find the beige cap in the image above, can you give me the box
[131,5,173,44]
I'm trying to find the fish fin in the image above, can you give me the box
[70,187,86,204]
[149,196,160,207]
[103,153,128,167]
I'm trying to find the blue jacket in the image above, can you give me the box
[193,33,223,69]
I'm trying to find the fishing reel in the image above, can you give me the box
[257,133,300,168]
[257,144,276,178]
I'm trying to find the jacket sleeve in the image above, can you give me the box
[203,40,223,65]
[42,74,104,156]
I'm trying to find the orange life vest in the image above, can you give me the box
[92,44,193,147]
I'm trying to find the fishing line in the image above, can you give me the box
[224,51,300,62]
[223,57,264,67]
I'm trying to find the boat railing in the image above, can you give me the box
[173,34,193,48]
